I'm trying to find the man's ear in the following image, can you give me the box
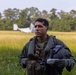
[47,26,49,30]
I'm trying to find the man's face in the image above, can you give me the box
[34,21,48,37]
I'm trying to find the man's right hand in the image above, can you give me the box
[47,59,65,68]
[54,60,65,68]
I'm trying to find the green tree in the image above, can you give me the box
[59,19,71,31]
[70,10,76,18]
[0,12,2,18]
[49,8,58,20]
[40,10,48,18]
[18,7,40,27]
[18,8,30,27]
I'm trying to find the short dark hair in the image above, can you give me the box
[35,18,49,27]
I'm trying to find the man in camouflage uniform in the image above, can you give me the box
[19,18,76,75]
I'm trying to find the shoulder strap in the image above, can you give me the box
[27,36,36,56]
[44,35,56,52]
[44,35,57,58]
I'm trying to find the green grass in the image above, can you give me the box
[0,31,76,75]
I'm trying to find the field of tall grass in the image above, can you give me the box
[0,31,76,75]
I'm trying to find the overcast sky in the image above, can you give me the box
[0,0,76,13]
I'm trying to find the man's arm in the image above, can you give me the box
[18,43,29,68]
[47,47,76,72]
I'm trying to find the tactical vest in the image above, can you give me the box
[27,35,60,59]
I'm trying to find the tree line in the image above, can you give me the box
[0,7,76,31]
